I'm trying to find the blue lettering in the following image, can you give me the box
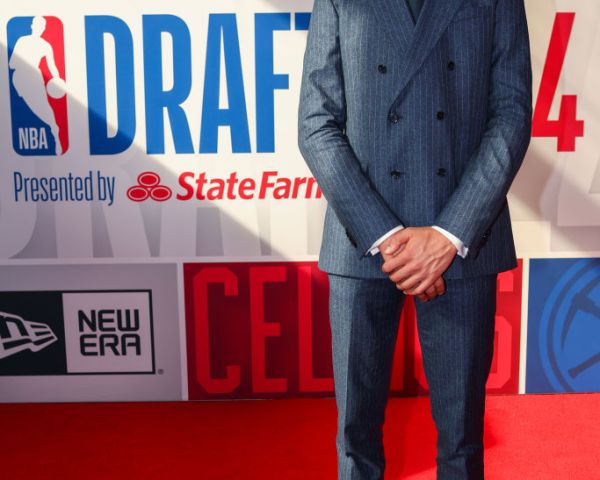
[13,172,23,201]
[85,16,136,155]
[200,14,250,153]
[294,13,311,31]
[255,13,290,153]
[143,15,194,154]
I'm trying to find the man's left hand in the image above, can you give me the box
[381,227,458,296]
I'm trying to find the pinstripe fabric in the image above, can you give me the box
[297,0,532,280]
[406,0,425,23]
[328,275,405,479]
[328,273,497,479]
[299,3,526,476]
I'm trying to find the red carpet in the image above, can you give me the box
[0,394,598,479]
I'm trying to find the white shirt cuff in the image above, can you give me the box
[367,225,404,256]
[431,225,468,258]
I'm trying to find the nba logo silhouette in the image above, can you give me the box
[7,16,68,156]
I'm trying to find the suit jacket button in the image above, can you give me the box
[390,170,403,179]
[447,61,455,70]
[436,168,447,177]
[436,111,445,120]
[388,112,400,124]
[377,64,387,74]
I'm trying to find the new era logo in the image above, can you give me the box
[62,291,155,374]
[0,311,57,360]
[7,16,69,156]
[0,290,155,376]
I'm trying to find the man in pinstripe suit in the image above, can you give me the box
[297,0,532,478]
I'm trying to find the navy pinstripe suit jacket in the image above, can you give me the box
[297,0,532,279]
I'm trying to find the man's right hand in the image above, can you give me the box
[380,230,446,302]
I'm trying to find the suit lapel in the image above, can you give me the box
[371,0,467,107]
[369,0,415,60]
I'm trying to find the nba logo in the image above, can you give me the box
[7,16,68,156]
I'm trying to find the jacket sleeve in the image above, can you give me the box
[297,0,402,256]
[433,0,533,254]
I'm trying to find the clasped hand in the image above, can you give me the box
[380,227,457,302]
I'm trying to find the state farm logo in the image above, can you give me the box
[0,311,57,359]
[127,172,172,202]
[126,170,322,202]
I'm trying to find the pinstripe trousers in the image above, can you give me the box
[327,273,497,480]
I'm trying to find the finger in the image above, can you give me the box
[383,240,405,256]
[388,260,423,283]
[396,274,422,292]
[383,231,410,255]
[382,242,406,260]
[383,256,413,277]
[382,244,398,256]
[416,286,436,302]
[424,284,438,300]
[433,277,446,296]
[405,276,436,296]
[388,265,420,287]
[382,253,408,274]
[389,267,414,284]
[382,245,414,273]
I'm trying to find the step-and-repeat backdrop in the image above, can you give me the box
[1,0,598,402]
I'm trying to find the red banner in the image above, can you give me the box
[185,261,522,400]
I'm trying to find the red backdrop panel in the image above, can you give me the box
[185,261,522,400]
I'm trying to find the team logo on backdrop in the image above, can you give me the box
[0,290,155,376]
[527,259,600,393]
[7,16,69,156]
[539,259,600,392]
[0,311,57,360]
